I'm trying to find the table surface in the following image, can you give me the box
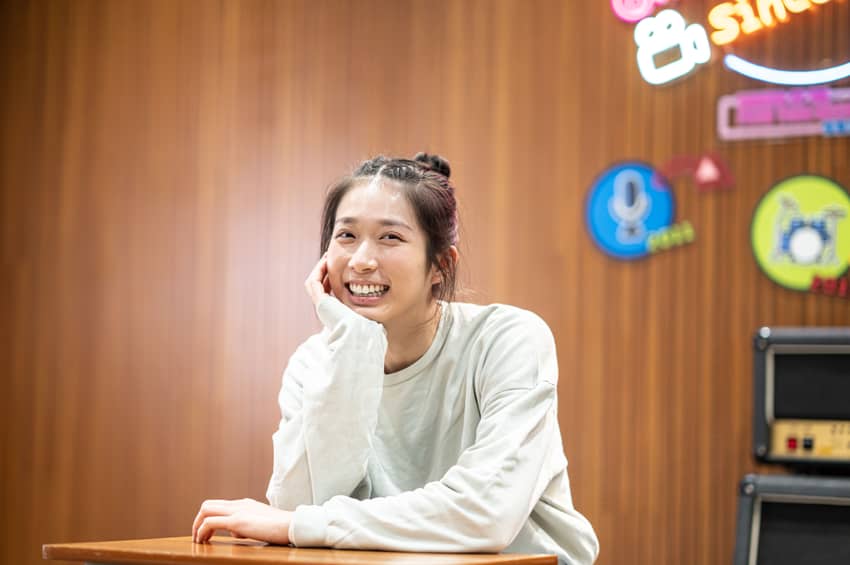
[42,536,558,565]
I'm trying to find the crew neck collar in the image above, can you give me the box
[382,302,451,387]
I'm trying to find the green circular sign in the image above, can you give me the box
[751,175,850,291]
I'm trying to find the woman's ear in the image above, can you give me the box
[430,246,459,284]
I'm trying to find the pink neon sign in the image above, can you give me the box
[611,0,672,22]
[717,87,850,141]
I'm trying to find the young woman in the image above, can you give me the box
[192,154,600,564]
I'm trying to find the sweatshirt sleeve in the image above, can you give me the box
[265,296,387,509]
[288,309,569,553]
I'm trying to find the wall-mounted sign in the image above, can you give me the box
[708,0,834,46]
[635,10,711,85]
[611,0,671,22]
[751,175,850,292]
[654,153,735,191]
[724,55,850,86]
[811,275,849,298]
[586,162,685,260]
[718,87,850,141]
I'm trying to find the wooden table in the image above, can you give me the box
[43,536,557,565]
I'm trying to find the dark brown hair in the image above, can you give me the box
[320,153,459,302]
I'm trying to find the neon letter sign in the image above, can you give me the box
[717,87,850,140]
[611,0,671,22]
[708,0,833,46]
[635,10,711,85]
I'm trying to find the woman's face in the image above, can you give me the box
[326,178,439,327]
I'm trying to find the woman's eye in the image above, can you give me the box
[335,231,354,239]
[381,233,403,241]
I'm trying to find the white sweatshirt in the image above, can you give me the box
[266,296,599,565]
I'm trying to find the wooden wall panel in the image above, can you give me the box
[1,2,848,565]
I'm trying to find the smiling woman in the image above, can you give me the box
[191,154,600,565]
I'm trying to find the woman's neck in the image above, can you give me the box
[383,302,441,374]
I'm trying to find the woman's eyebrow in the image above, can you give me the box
[335,217,414,231]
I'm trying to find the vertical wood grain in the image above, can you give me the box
[1,2,848,565]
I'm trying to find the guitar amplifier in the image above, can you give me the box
[733,474,850,565]
[753,327,850,468]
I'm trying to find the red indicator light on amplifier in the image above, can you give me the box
[787,437,798,450]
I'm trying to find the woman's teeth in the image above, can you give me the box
[349,283,389,297]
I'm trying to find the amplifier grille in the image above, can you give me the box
[756,499,850,564]
[774,353,850,420]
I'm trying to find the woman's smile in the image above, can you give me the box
[345,282,391,305]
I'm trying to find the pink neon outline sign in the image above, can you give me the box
[717,87,850,141]
[611,0,672,22]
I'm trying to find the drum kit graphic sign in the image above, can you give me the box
[751,176,849,297]
[585,1,849,298]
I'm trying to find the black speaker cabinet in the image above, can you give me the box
[733,474,850,565]
[753,327,850,469]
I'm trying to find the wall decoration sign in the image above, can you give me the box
[723,55,850,86]
[718,87,850,140]
[624,0,846,87]
[634,10,711,85]
[708,0,835,46]
[586,162,694,260]
[751,175,850,293]
[611,0,672,22]
[655,153,735,191]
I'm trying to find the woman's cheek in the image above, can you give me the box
[325,250,348,295]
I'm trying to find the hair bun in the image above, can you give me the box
[414,152,451,179]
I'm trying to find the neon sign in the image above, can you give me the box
[635,10,711,85]
[611,0,671,22]
[708,0,834,46]
[654,154,735,191]
[586,162,678,260]
[811,274,849,298]
[723,55,850,86]
[718,87,850,140]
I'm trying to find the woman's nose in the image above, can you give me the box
[349,241,378,271]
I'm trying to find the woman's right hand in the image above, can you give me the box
[305,253,332,308]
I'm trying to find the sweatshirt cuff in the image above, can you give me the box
[290,504,330,547]
[316,295,354,328]
[316,296,386,337]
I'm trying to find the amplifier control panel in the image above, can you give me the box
[770,419,850,462]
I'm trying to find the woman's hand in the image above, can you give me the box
[192,498,293,545]
[305,253,332,308]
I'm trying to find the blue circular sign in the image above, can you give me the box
[585,162,675,260]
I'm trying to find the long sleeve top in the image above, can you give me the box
[266,296,599,565]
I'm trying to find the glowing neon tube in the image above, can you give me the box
[724,54,850,86]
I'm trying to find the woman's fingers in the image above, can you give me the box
[305,254,330,306]
[192,500,236,541]
[195,515,233,543]
[191,498,292,545]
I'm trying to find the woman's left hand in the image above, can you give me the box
[192,498,293,544]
